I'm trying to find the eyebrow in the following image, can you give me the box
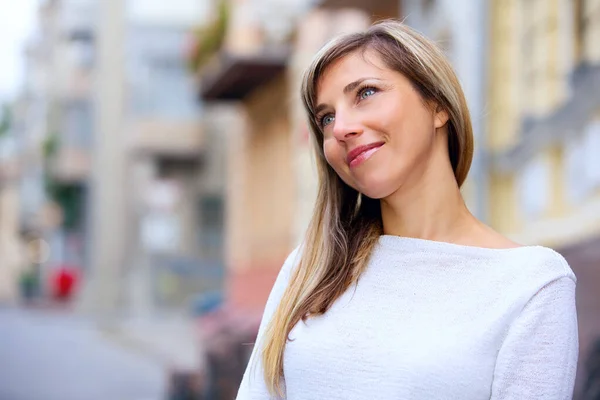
[314,77,382,116]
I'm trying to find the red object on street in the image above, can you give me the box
[51,267,79,301]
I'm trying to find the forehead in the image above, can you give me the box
[316,50,389,100]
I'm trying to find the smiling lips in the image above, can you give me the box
[346,142,385,167]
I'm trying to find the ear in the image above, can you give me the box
[434,105,449,129]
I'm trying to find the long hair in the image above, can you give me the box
[261,20,474,396]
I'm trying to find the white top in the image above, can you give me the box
[236,235,579,400]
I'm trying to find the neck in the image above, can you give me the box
[380,149,475,243]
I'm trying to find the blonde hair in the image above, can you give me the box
[261,20,474,395]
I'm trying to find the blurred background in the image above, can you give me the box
[0,0,599,399]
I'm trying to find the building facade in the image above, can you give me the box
[198,0,297,314]
[82,0,225,318]
[487,0,600,396]
[0,104,24,303]
[12,0,96,302]
[14,0,224,318]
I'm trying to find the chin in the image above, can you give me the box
[353,179,398,200]
[358,187,392,200]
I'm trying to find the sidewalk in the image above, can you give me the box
[102,315,204,373]
[0,306,167,400]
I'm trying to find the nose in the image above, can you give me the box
[331,110,363,142]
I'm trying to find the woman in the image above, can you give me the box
[236,20,578,399]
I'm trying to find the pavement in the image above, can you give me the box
[102,314,203,373]
[0,305,168,400]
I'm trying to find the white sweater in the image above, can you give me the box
[236,235,578,400]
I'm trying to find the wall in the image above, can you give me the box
[226,75,295,311]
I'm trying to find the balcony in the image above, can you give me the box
[199,47,289,101]
[59,0,96,41]
[48,147,90,183]
[193,0,290,101]
[127,118,205,160]
[54,41,94,101]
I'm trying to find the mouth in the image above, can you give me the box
[346,142,385,167]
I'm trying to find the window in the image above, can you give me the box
[518,155,550,220]
[583,121,600,187]
[131,57,199,118]
[489,0,522,149]
[574,0,586,62]
[198,196,224,261]
[63,101,93,149]
[573,0,600,63]
[67,39,94,69]
[564,121,600,205]
[519,0,561,116]
[583,0,600,62]
[565,137,587,204]
[141,212,180,253]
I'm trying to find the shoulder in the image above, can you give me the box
[472,225,575,284]
[283,245,303,269]
[499,246,576,302]
[262,245,305,312]
[277,245,304,281]
[515,246,575,283]
[489,247,577,332]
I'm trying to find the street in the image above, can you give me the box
[0,306,167,400]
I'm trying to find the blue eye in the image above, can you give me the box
[359,87,376,100]
[321,114,335,127]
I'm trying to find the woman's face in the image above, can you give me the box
[315,50,448,199]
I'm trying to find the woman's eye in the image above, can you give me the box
[359,87,377,100]
[321,114,335,127]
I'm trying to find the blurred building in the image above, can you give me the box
[80,0,226,319]
[124,21,227,316]
[0,105,24,303]
[198,0,300,315]
[11,0,225,320]
[12,0,96,301]
[487,0,600,396]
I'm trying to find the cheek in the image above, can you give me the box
[323,139,343,170]
[383,106,433,155]
[323,140,354,181]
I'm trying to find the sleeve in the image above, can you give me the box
[490,275,579,400]
[235,246,302,400]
